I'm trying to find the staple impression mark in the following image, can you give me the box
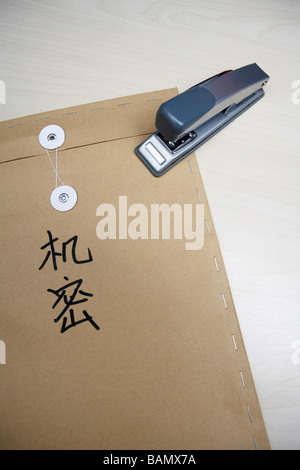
[221,292,227,309]
[239,370,246,388]
[35,116,49,121]
[246,404,253,423]
[205,219,211,234]
[232,334,238,351]
[195,187,201,201]
[8,122,22,128]
[213,256,219,272]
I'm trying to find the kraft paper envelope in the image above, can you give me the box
[0,88,270,450]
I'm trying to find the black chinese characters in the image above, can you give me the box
[39,230,100,333]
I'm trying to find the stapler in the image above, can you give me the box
[135,63,269,177]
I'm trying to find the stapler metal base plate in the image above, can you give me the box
[135,88,264,177]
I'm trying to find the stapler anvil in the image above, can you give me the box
[135,63,269,177]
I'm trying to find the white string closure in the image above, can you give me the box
[46,148,64,188]
[39,125,77,212]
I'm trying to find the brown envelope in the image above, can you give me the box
[0,88,270,450]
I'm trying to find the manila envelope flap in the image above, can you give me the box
[0,88,270,450]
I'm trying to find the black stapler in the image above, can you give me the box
[135,63,269,176]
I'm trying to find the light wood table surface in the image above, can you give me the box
[1,0,299,450]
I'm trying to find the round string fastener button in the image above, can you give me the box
[50,185,77,212]
[39,125,65,149]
